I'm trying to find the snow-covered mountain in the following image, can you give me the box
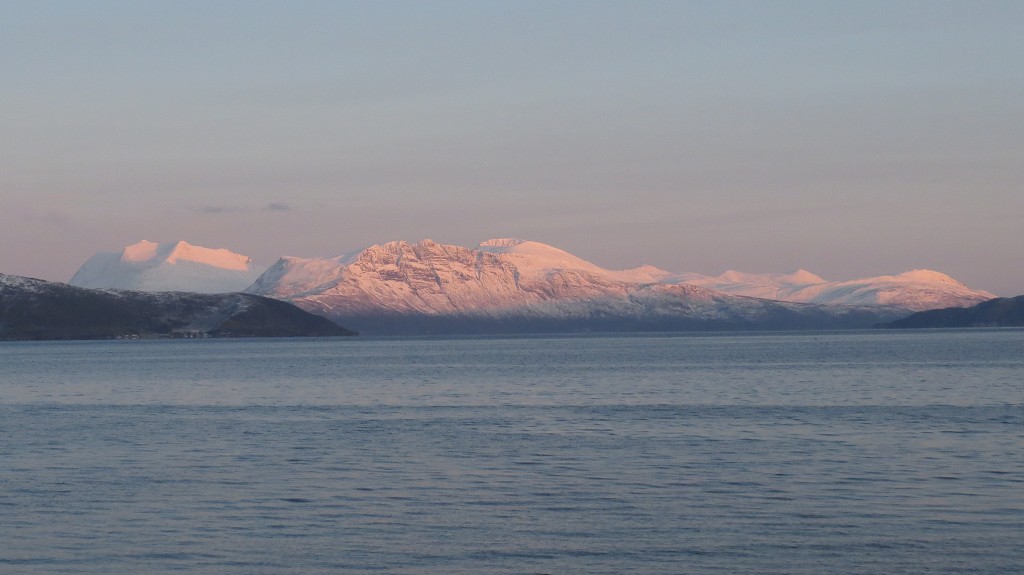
[65,237,994,334]
[244,239,924,334]
[248,239,646,316]
[476,238,671,284]
[672,268,994,310]
[69,240,265,293]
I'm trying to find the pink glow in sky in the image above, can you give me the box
[2,1,1022,295]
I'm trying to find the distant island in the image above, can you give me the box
[881,296,1024,329]
[0,273,356,341]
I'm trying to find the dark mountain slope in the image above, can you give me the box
[0,273,355,340]
[881,295,1024,328]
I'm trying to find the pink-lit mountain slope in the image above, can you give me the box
[250,238,992,314]
[244,239,931,334]
[69,240,265,293]
[476,240,993,311]
[671,269,994,311]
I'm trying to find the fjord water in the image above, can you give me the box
[1,331,1022,574]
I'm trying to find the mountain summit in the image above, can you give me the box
[69,240,265,293]
[476,239,670,284]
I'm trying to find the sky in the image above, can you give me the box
[2,0,1022,295]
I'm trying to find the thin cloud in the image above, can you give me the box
[194,205,250,214]
[190,203,295,214]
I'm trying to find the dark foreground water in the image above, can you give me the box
[1,330,1022,574]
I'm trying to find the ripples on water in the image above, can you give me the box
[1,330,1022,574]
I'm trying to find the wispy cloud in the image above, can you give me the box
[191,203,295,214]
[6,203,77,226]
[194,205,250,214]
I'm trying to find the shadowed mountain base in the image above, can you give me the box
[1,274,355,340]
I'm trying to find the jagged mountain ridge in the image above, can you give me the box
[70,240,265,293]
[0,273,354,340]
[246,239,912,334]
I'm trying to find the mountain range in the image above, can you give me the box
[662,268,991,310]
[1,273,354,340]
[242,239,993,334]
[65,238,996,335]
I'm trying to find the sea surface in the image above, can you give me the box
[1,330,1022,574]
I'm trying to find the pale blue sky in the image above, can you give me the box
[2,1,1022,294]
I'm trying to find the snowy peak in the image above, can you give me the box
[478,239,604,276]
[119,240,254,271]
[786,269,829,285]
[247,238,635,317]
[886,269,962,285]
[476,238,671,283]
[122,240,160,263]
[249,254,355,299]
[478,238,528,248]
[784,269,994,310]
[675,266,992,311]
[162,241,254,271]
[670,269,827,301]
[716,269,828,287]
[69,240,265,293]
